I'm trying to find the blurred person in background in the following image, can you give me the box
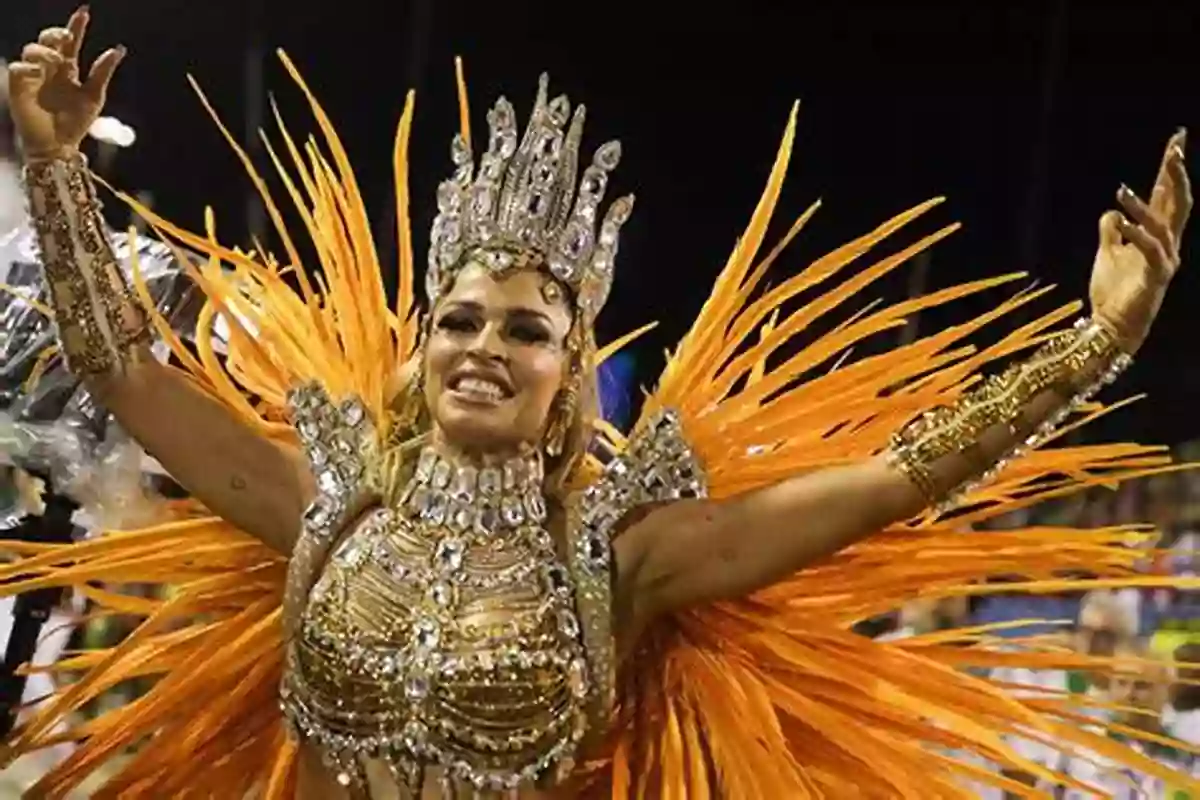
[1160,640,1200,800]
[0,470,80,792]
[1154,474,1200,656]
[1076,588,1144,689]
[1082,487,1117,529]
[993,589,1145,797]
[1147,473,1183,532]
[1168,642,1200,744]
[876,595,998,796]
[1063,645,1177,798]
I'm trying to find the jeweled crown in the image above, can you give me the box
[427,74,633,325]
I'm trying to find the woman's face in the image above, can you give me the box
[425,261,574,457]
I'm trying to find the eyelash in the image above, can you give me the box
[437,313,477,333]
[436,313,552,344]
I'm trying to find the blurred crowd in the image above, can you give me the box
[868,463,1200,797]
[980,463,1200,649]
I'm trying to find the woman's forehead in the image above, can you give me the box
[444,264,569,317]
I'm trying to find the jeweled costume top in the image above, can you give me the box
[4,51,1200,800]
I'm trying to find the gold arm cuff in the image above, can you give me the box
[886,317,1133,512]
[23,152,150,379]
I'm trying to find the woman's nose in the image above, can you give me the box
[467,322,507,362]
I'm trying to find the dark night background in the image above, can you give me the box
[6,1,1199,444]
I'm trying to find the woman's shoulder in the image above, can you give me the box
[572,409,707,513]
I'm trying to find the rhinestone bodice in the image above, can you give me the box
[282,449,591,795]
[280,378,705,797]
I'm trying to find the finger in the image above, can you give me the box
[37,27,73,56]
[1117,184,1172,250]
[81,46,126,107]
[1098,209,1125,250]
[1169,127,1187,158]
[1114,214,1174,278]
[1150,129,1188,213]
[21,43,65,71]
[65,7,90,62]
[5,62,47,96]
[1165,141,1192,238]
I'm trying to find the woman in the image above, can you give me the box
[2,7,1197,798]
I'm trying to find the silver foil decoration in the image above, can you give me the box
[0,217,207,527]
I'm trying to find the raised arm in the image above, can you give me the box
[8,10,311,553]
[618,130,1191,620]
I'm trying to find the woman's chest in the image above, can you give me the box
[287,507,593,792]
[299,507,586,693]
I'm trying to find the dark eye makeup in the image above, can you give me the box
[435,305,556,345]
[506,314,553,344]
[436,309,480,333]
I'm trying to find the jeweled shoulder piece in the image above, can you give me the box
[281,381,378,638]
[567,408,707,735]
[427,74,634,325]
[288,380,377,539]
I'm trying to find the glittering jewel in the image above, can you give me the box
[286,380,377,543]
[403,447,547,536]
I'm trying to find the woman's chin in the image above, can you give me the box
[436,407,520,454]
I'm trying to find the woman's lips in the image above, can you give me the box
[448,375,511,405]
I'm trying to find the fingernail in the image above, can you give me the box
[1118,183,1132,198]
[116,45,128,57]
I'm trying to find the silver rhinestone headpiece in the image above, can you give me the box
[427,74,633,326]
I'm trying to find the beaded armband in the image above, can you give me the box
[281,382,379,640]
[567,408,707,738]
[886,317,1132,513]
[24,153,151,379]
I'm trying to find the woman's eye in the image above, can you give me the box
[437,313,477,333]
[508,322,551,343]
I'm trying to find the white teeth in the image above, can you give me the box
[455,377,505,400]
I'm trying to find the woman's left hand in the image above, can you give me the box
[1090,129,1191,353]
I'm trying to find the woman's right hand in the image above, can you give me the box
[7,6,125,161]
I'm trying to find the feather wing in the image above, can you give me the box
[605,105,1200,797]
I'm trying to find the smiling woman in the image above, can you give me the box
[2,6,1200,800]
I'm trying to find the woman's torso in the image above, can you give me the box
[283,451,594,798]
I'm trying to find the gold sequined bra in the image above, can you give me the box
[278,383,706,796]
